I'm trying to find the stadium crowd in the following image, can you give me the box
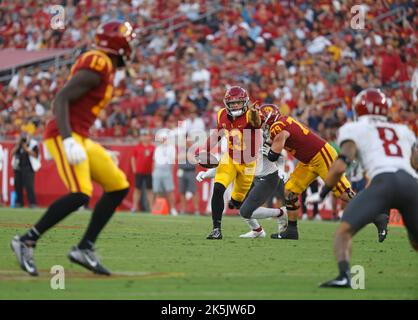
[0,0,417,143]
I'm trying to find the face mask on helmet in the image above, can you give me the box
[224,86,250,117]
[226,100,247,117]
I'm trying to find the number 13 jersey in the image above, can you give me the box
[44,50,115,139]
[337,116,417,180]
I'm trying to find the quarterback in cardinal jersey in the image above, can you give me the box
[11,21,136,276]
[197,86,262,240]
[318,88,418,288]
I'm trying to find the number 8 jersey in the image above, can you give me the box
[337,116,417,180]
[44,50,115,139]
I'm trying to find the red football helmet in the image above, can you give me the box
[353,88,389,119]
[95,20,136,63]
[258,104,281,128]
[223,86,250,117]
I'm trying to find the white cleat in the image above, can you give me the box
[239,229,266,239]
[277,208,288,234]
[170,208,179,216]
[314,214,322,221]
[301,213,309,221]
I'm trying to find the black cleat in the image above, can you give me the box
[10,235,38,276]
[319,275,351,288]
[68,246,111,276]
[271,226,298,240]
[374,213,389,243]
[206,228,222,240]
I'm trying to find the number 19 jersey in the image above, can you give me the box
[337,116,417,180]
[44,50,115,139]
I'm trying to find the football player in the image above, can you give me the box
[196,86,262,239]
[316,88,418,288]
[11,21,136,276]
[197,104,288,238]
[261,104,355,240]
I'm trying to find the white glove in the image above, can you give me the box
[196,168,216,182]
[262,143,271,157]
[62,137,87,165]
[196,171,208,182]
[306,192,322,204]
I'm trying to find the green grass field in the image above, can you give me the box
[0,208,417,300]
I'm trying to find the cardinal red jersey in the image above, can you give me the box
[217,108,262,164]
[269,115,326,164]
[44,50,115,139]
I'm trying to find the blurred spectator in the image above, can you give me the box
[177,136,199,215]
[11,133,41,208]
[152,129,178,216]
[131,130,155,213]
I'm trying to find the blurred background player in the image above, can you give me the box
[152,129,178,216]
[262,104,354,240]
[196,86,261,239]
[317,88,418,288]
[10,21,136,276]
[131,129,155,213]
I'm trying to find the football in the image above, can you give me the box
[196,151,219,169]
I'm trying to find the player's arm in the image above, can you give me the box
[319,140,357,200]
[248,102,261,128]
[53,69,101,164]
[53,69,101,139]
[267,130,290,162]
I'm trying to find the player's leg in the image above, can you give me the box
[163,170,177,216]
[271,162,317,240]
[145,175,153,212]
[207,153,236,239]
[13,169,24,207]
[12,135,91,276]
[132,174,142,212]
[392,170,418,252]
[69,140,129,275]
[239,172,286,238]
[320,174,394,288]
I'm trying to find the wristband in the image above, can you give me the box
[267,149,281,162]
[319,184,333,200]
[337,154,351,166]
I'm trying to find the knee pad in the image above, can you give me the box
[285,192,300,211]
[228,198,242,210]
[213,182,226,197]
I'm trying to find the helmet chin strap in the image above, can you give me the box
[230,109,245,117]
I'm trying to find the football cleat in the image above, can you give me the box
[239,229,266,239]
[319,275,351,288]
[10,235,38,276]
[68,246,111,276]
[271,225,298,240]
[374,214,389,243]
[206,228,222,240]
[378,228,388,243]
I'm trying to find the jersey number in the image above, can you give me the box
[286,117,310,135]
[377,127,403,157]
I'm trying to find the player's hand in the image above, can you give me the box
[63,137,87,165]
[196,171,208,182]
[248,101,259,112]
[262,143,271,157]
[306,192,322,204]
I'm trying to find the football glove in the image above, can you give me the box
[262,143,271,157]
[63,137,87,165]
[305,192,322,204]
[196,168,216,182]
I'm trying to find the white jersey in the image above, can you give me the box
[337,116,417,180]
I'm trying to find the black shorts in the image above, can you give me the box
[135,174,152,190]
[342,170,418,243]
